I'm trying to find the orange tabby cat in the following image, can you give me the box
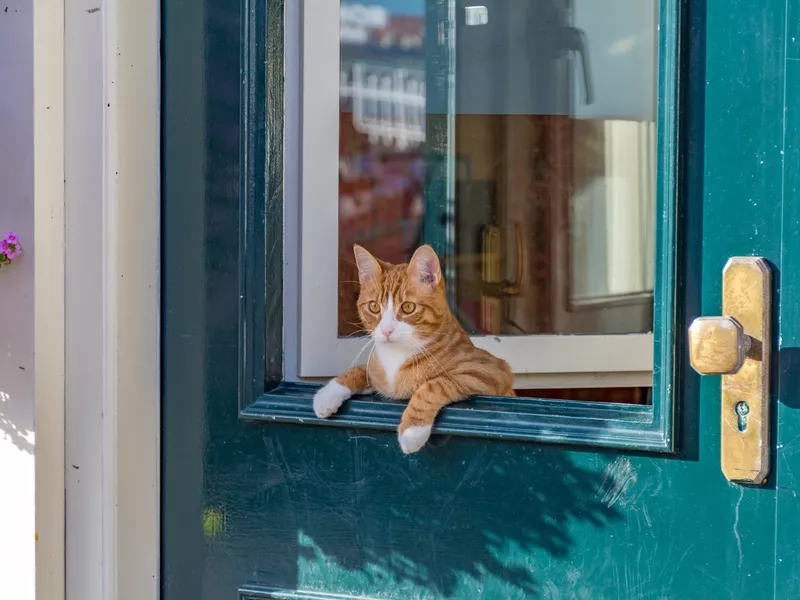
[314,244,515,454]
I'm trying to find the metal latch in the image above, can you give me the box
[688,257,772,485]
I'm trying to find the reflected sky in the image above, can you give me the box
[342,0,425,16]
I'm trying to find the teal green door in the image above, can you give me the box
[162,0,800,598]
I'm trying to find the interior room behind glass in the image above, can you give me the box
[336,0,657,402]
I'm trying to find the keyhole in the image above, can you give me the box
[736,401,750,432]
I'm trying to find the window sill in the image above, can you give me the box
[241,381,673,452]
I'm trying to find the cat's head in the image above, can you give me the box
[353,244,448,346]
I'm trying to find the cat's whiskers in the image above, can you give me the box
[412,328,450,342]
[406,351,426,387]
[404,338,435,386]
[413,332,452,355]
[410,338,452,381]
[347,337,374,372]
[340,329,371,340]
[365,344,377,389]
[344,319,368,328]
[414,331,447,340]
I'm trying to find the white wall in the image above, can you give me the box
[0,1,35,598]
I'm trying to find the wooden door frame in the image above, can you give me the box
[33,1,160,598]
[34,0,66,596]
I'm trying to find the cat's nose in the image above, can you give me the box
[381,325,396,339]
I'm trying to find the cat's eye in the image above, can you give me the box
[367,301,381,314]
[401,302,416,314]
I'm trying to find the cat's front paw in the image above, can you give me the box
[398,425,432,454]
[313,380,352,418]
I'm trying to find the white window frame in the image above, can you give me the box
[297,0,653,388]
[34,0,160,598]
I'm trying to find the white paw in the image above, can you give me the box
[313,380,352,418]
[398,425,432,454]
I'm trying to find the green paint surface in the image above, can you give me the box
[162,0,800,598]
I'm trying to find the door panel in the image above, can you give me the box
[162,0,793,598]
[774,58,800,599]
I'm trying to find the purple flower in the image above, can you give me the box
[0,233,22,265]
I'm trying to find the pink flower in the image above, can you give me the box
[0,233,22,266]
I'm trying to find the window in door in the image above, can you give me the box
[241,0,682,451]
[301,0,659,385]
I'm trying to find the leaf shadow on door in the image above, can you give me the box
[218,426,625,599]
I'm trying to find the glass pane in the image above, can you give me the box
[338,0,657,338]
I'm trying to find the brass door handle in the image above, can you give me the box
[688,316,752,375]
[480,222,526,298]
[687,257,772,485]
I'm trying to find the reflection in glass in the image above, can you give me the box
[338,0,657,339]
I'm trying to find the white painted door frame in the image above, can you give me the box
[33,1,160,599]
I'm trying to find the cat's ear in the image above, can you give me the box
[407,245,441,288]
[353,244,382,283]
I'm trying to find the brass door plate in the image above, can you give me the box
[688,257,771,485]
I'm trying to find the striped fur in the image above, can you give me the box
[314,244,515,454]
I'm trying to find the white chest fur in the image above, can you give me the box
[373,342,416,396]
